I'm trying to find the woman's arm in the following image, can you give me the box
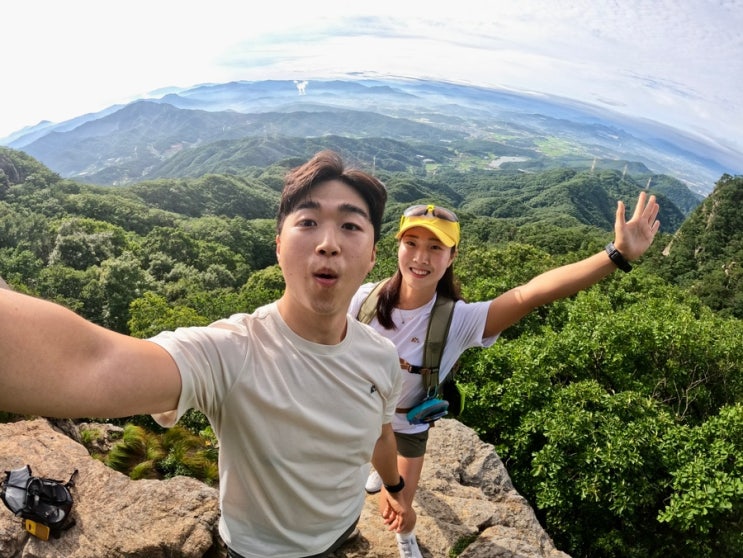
[483,192,660,338]
[371,423,415,533]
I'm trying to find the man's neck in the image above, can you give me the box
[276,297,348,345]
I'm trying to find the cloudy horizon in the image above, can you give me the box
[2,0,741,168]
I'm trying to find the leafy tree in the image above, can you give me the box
[234,218,278,271]
[0,147,62,190]
[366,235,402,282]
[127,174,277,220]
[237,265,285,312]
[183,288,242,322]
[140,226,198,265]
[35,265,104,320]
[128,292,209,338]
[48,217,130,270]
[0,203,55,260]
[518,381,676,558]
[191,240,247,282]
[657,174,743,318]
[658,404,743,557]
[459,270,743,558]
[99,252,155,332]
[455,243,563,338]
[63,190,178,235]
[0,247,44,286]
[146,251,177,281]
[550,285,743,421]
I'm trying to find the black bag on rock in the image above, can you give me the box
[1,464,78,540]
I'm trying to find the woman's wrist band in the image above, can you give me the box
[605,242,632,272]
[384,475,405,493]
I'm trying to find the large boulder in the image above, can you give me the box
[342,419,570,558]
[0,418,570,557]
[0,419,221,558]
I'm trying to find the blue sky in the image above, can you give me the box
[2,0,742,163]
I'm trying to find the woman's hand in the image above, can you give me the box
[378,489,416,533]
[614,191,661,260]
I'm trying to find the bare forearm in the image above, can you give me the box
[523,250,617,306]
[0,289,180,418]
[371,423,402,486]
[485,251,619,337]
[485,194,660,341]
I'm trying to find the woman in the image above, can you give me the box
[349,193,660,558]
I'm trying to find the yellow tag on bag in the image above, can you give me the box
[24,518,51,540]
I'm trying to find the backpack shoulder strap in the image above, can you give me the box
[65,469,79,489]
[357,279,456,397]
[422,295,456,395]
[357,278,391,324]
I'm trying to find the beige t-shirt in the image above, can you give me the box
[149,302,401,557]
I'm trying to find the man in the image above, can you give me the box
[0,150,412,557]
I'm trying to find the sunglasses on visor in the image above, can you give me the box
[402,204,459,222]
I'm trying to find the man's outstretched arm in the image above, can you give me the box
[0,286,181,419]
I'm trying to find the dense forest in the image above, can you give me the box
[0,146,741,558]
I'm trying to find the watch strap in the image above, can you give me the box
[605,242,632,272]
[384,475,405,493]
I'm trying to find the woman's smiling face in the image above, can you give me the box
[397,226,455,289]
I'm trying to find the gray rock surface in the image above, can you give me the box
[0,418,570,557]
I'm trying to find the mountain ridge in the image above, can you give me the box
[3,78,736,195]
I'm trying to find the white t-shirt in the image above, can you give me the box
[149,302,401,558]
[349,282,499,434]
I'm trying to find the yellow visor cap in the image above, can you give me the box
[396,215,460,247]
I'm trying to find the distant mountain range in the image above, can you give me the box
[2,78,737,196]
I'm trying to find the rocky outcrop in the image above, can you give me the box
[0,419,221,558]
[0,418,570,557]
[344,420,570,558]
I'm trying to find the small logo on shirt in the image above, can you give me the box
[370,384,377,395]
[411,337,420,344]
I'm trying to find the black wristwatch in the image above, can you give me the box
[605,242,632,272]
[384,476,405,493]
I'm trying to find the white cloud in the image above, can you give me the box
[2,0,741,161]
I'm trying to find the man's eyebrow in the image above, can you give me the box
[340,202,370,221]
[296,200,320,211]
[295,200,370,221]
